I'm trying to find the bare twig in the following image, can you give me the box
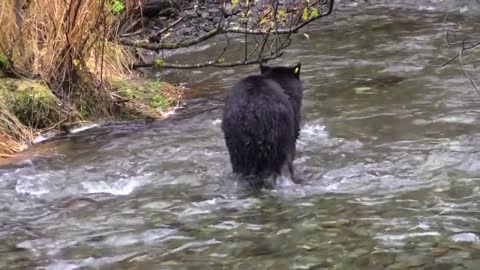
[120,0,335,51]
[458,39,480,97]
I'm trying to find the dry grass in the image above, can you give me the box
[0,102,34,158]
[0,0,135,102]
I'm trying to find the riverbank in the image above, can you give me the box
[0,0,187,159]
[0,72,184,159]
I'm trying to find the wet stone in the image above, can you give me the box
[368,251,395,267]
[394,254,431,268]
[435,251,471,265]
[463,259,480,269]
[184,9,198,18]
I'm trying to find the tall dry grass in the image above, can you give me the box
[0,0,136,157]
[0,0,134,91]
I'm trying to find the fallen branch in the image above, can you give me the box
[132,53,283,69]
[147,15,185,41]
[119,28,220,51]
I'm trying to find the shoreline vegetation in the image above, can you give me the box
[0,0,184,158]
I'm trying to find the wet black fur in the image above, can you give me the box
[221,63,303,188]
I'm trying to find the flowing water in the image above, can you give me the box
[3,1,480,269]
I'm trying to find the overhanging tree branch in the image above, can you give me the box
[119,0,335,51]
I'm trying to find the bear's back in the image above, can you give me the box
[226,75,290,106]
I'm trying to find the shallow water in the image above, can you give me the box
[3,2,480,270]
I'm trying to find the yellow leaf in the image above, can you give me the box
[260,17,269,25]
[277,9,286,17]
[154,59,166,68]
[310,8,319,19]
[303,33,310,40]
[302,8,308,21]
[231,0,238,4]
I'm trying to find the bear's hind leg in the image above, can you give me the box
[274,158,295,187]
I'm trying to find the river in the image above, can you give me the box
[1,1,480,269]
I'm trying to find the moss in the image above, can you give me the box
[0,53,10,71]
[0,76,182,158]
[150,94,167,108]
[0,78,66,129]
[111,78,182,119]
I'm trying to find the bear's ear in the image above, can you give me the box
[292,63,301,78]
[260,63,269,74]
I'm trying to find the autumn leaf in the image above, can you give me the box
[302,7,308,21]
[260,17,269,25]
[310,8,319,19]
[154,59,166,68]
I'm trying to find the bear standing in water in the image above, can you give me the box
[221,63,303,188]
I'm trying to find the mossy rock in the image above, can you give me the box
[0,78,65,129]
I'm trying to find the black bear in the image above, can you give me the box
[221,63,303,188]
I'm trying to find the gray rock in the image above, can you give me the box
[208,8,221,16]
[184,9,198,18]
[201,12,209,19]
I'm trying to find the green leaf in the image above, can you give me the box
[302,7,308,21]
[154,59,166,68]
[310,8,319,19]
[217,57,225,63]
[277,9,286,17]
[231,0,238,4]
[111,0,125,14]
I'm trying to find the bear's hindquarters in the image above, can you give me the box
[222,88,296,187]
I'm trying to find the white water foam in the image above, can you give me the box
[45,252,137,270]
[212,119,222,126]
[15,175,52,196]
[81,173,153,196]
